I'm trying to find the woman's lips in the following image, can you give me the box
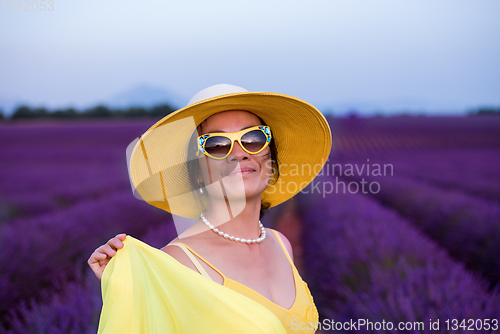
[229,167,256,176]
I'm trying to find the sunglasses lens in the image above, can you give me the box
[241,130,267,153]
[204,136,232,158]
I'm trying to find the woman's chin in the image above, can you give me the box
[213,186,266,202]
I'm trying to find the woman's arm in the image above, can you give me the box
[87,233,127,281]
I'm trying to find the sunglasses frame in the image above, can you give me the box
[196,125,272,160]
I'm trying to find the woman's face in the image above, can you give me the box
[197,110,273,201]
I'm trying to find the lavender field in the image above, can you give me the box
[1,116,500,333]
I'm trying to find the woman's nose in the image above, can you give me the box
[228,141,249,160]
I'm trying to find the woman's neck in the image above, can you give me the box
[203,196,263,241]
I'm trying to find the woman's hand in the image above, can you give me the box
[88,233,126,281]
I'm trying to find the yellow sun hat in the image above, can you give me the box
[126,84,332,219]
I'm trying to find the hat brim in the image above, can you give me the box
[129,92,332,218]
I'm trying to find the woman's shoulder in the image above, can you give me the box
[160,237,201,273]
[267,228,294,264]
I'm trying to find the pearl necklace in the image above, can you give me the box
[200,212,266,244]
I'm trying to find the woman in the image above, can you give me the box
[88,84,331,333]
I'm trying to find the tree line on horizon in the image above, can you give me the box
[0,104,176,120]
[0,104,499,120]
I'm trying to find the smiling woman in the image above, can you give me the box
[88,84,332,334]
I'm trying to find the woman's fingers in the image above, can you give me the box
[93,252,108,261]
[107,236,125,251]
[87,251,105,280]
[88,247,107,264]
[88,234,127,281]
[100,244,116,257]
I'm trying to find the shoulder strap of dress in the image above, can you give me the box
[167,243,213,281]
[270,229,294,265]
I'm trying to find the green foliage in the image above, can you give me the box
[467,107,500,116]
[150,104,175,117]
[83,105,113,118]
[5,103,176,120]
[12,106,32,118]
[52,108,78,118]
[11,106,49,119]
[124,107,148,117]
[477,108,500,115]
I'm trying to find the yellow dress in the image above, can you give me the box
[97,230,319,333]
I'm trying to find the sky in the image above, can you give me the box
[0,0,499,116]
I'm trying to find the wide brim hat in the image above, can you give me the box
[127,84,332,219]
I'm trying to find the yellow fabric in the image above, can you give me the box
[97,236,288,334]
[168,242,212,279]
[168,229,319,334]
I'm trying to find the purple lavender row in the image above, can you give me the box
[325,115,500,152]
[0,271,102,334]
[333,149,500,204]
[334,162,500,287]
[0,164,130,222]
[0,122,149,222]
[0,191,171,324]
[380,150,500,204]
[297,173,500,333]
